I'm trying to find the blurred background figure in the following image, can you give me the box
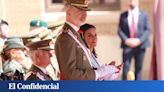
[0,19,9,41]
[118,0,151,80]
[80,23,122,80]
[0,19,9,76]
[25,39,53,80]
[29,19,48,31]
[2,37,29,80]
[22,19,49,43]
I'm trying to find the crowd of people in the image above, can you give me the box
[0,19,60,80]
[0,0,150,80]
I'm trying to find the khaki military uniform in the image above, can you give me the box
[25,65,52,80]
[55,23,95,80]
[22,27,61,80]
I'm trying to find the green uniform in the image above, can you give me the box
[25,65,52,80]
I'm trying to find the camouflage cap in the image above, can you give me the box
[26,39,54,51]
[30,20,48,28]
[65,0,90,11]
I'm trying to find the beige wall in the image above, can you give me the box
[121,0,154,12]
[0,0,42,36]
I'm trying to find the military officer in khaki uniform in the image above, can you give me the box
[21,21,60,80]
[25,39,53,80]
[55,0,120,80]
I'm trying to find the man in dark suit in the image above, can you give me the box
[118,0,150,80]
[55,0,120,80]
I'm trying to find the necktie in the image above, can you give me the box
[130,14,136,38]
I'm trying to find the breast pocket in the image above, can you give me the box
[76,43,91,69]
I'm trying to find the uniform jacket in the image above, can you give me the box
[55,23,95,80]
[3,60,25,80]
[25,65,52,80]
[118,10,151,49]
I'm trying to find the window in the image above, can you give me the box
[45,0,65,12]
[45,0,120,12]
[52,0,63,3]
[89,0,121,11]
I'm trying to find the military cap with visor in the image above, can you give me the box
[26,39,54,51]
[65,0,90,11]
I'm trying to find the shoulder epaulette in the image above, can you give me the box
[62,24,69,33]
[24,71,36,80]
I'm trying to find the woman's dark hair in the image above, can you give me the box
[79,23,97,57]
[80,23,96,34]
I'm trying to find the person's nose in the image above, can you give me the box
[91,36,97,40]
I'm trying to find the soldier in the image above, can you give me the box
[20,19,61,80]
[20,20,49,45]
[21,28,60,80]
[0,19,9,41]
[25,39,53,80]
[55,0,120,80]
[2,37,28,80]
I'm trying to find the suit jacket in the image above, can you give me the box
[118,10,151,49]
[55,23,95,80]
[25,65,52,80]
